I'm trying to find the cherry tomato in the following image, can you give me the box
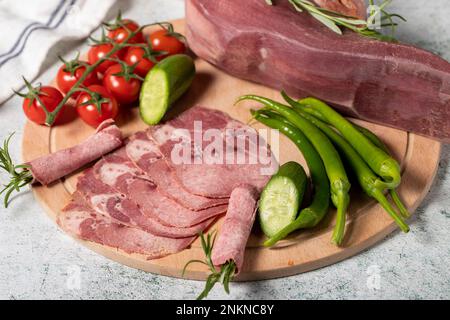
[102,64,141,105]
[76,85,119,127]
[148,29,186,59]
[56,63,99,97]
[108,19,144,44]
[123,47,155,78]
[22,86,64,125]
[87,43,122,74]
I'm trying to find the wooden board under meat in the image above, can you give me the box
[21,20,442,281]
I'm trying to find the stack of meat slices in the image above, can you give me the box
[58,106,276,260]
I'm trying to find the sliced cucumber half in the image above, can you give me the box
[259,161,307,238]
[139,54,196,125]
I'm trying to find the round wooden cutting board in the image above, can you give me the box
[22,20,441,281]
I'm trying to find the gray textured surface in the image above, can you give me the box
[1,0,450,300]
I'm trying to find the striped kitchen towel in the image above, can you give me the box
[0,0,116,103]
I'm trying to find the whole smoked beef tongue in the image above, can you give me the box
[186,0,450,142]
[27,119,123,185]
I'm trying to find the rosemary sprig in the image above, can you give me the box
[266,0,406,42]
[182,232,236,300]
[0,133,33,208]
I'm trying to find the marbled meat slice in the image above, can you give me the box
[147,106,277,198]
[58,195,195,260]
[77,167,213,238]
[95,152,227,228]
[125,131,228,210]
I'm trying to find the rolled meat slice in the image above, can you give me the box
[211,185,259,273]
[1,119,123,207]
[28,119,123,185]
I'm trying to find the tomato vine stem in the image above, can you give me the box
[38,20,176,126]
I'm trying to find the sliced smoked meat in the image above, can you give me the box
[28,119,123,185]
[147,106,276,198]
[125,132,228,210]
[77,168,213,238]
[211,185,259,273]
[58,196,195,259]
[94,154,227,228]
[56,108,275,259]
[126,178,227,228]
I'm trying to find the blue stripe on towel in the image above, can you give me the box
[0,0,66,60]
[0,0,77,68]
[0,22,40,58]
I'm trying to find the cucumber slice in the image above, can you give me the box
[259,162,307,238]
[139,54,196,125]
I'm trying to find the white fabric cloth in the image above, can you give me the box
[0,0,116,103]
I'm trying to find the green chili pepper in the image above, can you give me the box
[237,95,350,245]
[251,110,330,246]
[289,108,409,233]
[282,92,402,190]
[288,95,410,219]
[353,124,410,219]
